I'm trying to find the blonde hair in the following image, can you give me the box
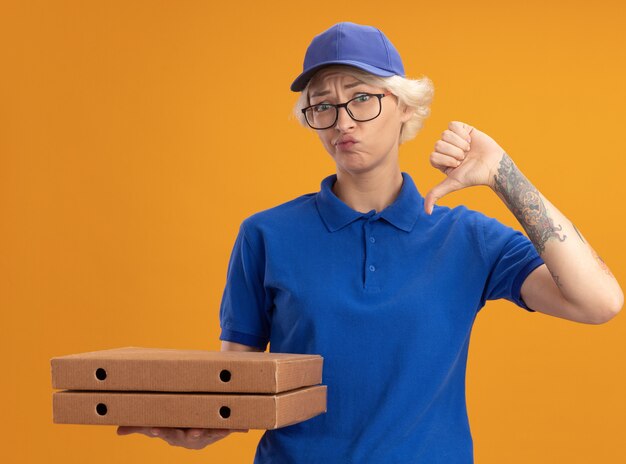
[292,65,434,145]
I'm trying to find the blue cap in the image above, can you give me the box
[290,22,406,92]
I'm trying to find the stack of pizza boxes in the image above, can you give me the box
[51,347,327,430]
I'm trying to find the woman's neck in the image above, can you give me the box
[332,164,404,213]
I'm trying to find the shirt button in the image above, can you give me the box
[369,265,376,272]
[369,236,376,243]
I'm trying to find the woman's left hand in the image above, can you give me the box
[424,121,506,215]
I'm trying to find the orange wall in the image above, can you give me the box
[2,1,625,462]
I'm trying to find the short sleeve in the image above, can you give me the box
[218,222,271,350]
[478,213,545,312]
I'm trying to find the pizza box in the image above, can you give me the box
[52,385,327,430]
[51,346,323,393]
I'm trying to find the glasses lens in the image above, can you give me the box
[346,95,381,122]
[305,104,337,129]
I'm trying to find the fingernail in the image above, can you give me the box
[191,432,201,438]
[150,429,159,436]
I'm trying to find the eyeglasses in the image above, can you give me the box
[301,93,389,130]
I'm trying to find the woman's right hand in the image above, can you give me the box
[117,426,249,450]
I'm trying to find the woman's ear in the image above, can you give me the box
[400,103,414,124]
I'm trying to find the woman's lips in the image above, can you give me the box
[336,141,357,151]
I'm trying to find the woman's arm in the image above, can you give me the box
[491,152,623,324]
[424,121,623,324]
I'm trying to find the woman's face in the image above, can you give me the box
[307,69,412,176]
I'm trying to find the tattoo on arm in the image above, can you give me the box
[589,246,615,278]
[492,152,566,255]
[549,270,563,288]
[572,223,586,244]
[572,222,613,276]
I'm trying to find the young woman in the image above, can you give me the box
[118,21,622,463]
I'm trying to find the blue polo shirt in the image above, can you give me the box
[219,172,544,463]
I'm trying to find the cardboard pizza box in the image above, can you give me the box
[52,385,327,430]
[51,346,323,393]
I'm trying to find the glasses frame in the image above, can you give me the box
[301,92,389,130]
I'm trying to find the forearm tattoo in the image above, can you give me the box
[589,246,615,278]
[572,222,613,276]
[492,152,566,256]
[572,222,585,244]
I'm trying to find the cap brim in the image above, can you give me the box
[290,60,397,92]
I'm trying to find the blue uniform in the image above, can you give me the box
[219,172,544,463]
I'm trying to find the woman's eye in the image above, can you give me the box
[354,94,371,103]
[314,104,331,112]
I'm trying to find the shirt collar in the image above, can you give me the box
[315,172,424,233]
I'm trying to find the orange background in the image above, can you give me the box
[2,1,625,462]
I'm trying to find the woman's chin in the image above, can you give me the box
[339,153,390,172]
[333,151,365,165]
[335,162,380,176]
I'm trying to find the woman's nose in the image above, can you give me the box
[335,106,355,131]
